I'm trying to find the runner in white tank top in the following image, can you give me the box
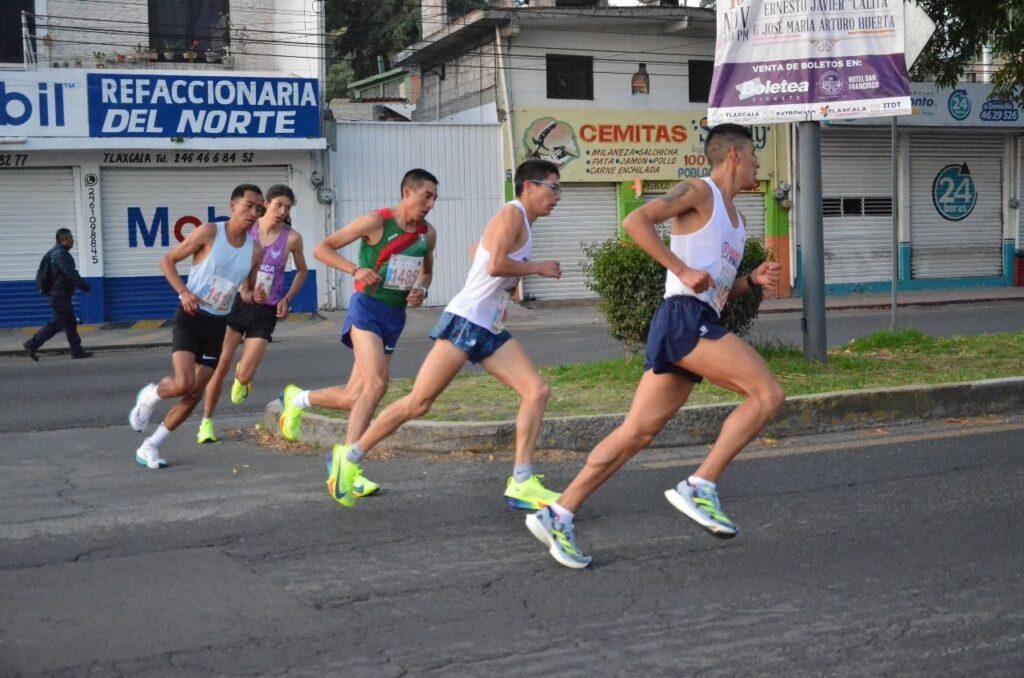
[446,199,532,333]
[128,184,265,470]
[525,124,786,569]
[325,160,568,516]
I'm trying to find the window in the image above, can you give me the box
[823,196,892,217]
[689,60,714,103]
[149,0,229,62]
[546,54,593,100]
[1,0,35,64]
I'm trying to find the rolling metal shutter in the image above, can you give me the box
[524,183,618,300]
[820,128,893,284]
[909,134,1003,278]
[0,167,79,327]
[100,166,289,320]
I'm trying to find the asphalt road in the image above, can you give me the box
[2,300,1022,434]
[2,416,1023,676]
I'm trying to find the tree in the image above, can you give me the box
[325,0,420,100]
[911,1,1024,108]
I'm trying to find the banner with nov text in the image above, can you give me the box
[708,0,912,125]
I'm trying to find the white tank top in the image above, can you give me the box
[445,200,533,334]
[664,177,746,316]
[186,221,255,316]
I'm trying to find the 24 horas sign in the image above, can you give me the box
[513,108,774,182]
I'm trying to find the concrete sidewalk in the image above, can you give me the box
[3,285,1024,356]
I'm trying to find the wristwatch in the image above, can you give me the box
[746,273,760,289]
[412,285,428,298]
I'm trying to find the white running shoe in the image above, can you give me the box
[129,384,158,432]
[135,441,167,470]
[665,480,738,537]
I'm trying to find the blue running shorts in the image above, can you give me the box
[341,292,407,355]
[644,295,729,383]
[430,311,512,364]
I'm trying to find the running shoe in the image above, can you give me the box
[324,451,380,497]
[230,374,249,405]
[326,444,360,507]
[129,383,158,433]
[525,507,591,569]
[277,384,303,442]
[504,474,560,510]
[664,480,738,537]
[135,441,168,470]
[196,418,218,444]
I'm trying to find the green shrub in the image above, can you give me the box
[583,236,771,357]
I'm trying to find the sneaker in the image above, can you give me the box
[525,507,591,569]
[71,350,93,359]
[196,418,218,444]
[129,383,158,433]
[230,373,249,405]
[326,444,360,507]
[324,451,380,497]
[504,474,560,510]
[23,341,38,362]
[135,441,168,470]
[664,481,738,537]
[277,384,303,441]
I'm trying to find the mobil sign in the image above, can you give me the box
[0,71,88,137]
[128,205,229,248]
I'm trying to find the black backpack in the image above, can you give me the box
[36,251,55,295]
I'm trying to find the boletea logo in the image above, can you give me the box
[736,77,809,101]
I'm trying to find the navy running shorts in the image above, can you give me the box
[644,295,729,383]
[342,292,407,355]
[430,311,512,364]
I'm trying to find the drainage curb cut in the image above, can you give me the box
[263,377,1024,454]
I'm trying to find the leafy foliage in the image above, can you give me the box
[325,0,419,98]
[583,236,771,358]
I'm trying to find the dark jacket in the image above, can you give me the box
[48,244,91,300]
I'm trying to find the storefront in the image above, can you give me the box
[817,82,1023,293]
[0,69,328,327]
[511,107,786,301]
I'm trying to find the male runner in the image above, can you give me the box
[526,124,784,568]
[128,184,266,469]
[277,169,439,497]
[196,184,308,444]
[326,159,564,510]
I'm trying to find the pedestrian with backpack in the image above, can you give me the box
[24,228,93,361]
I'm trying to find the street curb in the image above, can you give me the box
[263,376,1024,453]
[757,295,1024,315]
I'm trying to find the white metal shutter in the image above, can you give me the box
[101,166,289,320]
[332,122,504,308]
[909,134,1003,278]
[644,190,766,243]
[0,167,78,327]
[820,128,893,284]
[524,183,618,300]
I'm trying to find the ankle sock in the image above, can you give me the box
[513,464,533,483]
[147,424,170,448]
[292,390,311,409]
[346,442,366,464]
[687,475,716,492]
[549,501,574,524]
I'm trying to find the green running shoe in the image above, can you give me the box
[504,474,560,510]
[324,451,380,497]
[277,384,303,442]
[230,374,250,405]
[326,444,360,507]
[196,417,218,444]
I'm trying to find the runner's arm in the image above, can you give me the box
[408,225,436,307]
[160,223,215,314]
[728,259,781,299]
[277,231,308,316]
[624,180,713,292]
[314,212,385,286]
[485,205,559,279]
[241,242,267,304]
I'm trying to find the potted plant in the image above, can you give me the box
[93,51,105,68]
[134,43,158,63]
[116,53,126,65]
[183,40,199,63]
[162,39,180,61]
[205,47,221,63]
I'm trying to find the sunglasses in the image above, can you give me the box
[527,179,562,195]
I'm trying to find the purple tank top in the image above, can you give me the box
[249,224,291,306]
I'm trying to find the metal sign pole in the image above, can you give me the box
[890,115,899,331]
[798,120,828,362]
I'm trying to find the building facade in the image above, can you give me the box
[0,0,330,327]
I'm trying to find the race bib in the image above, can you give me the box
[200,275,237,313]
[255,269,274,300]
[383,254,423,291]
[490,290,512,333]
